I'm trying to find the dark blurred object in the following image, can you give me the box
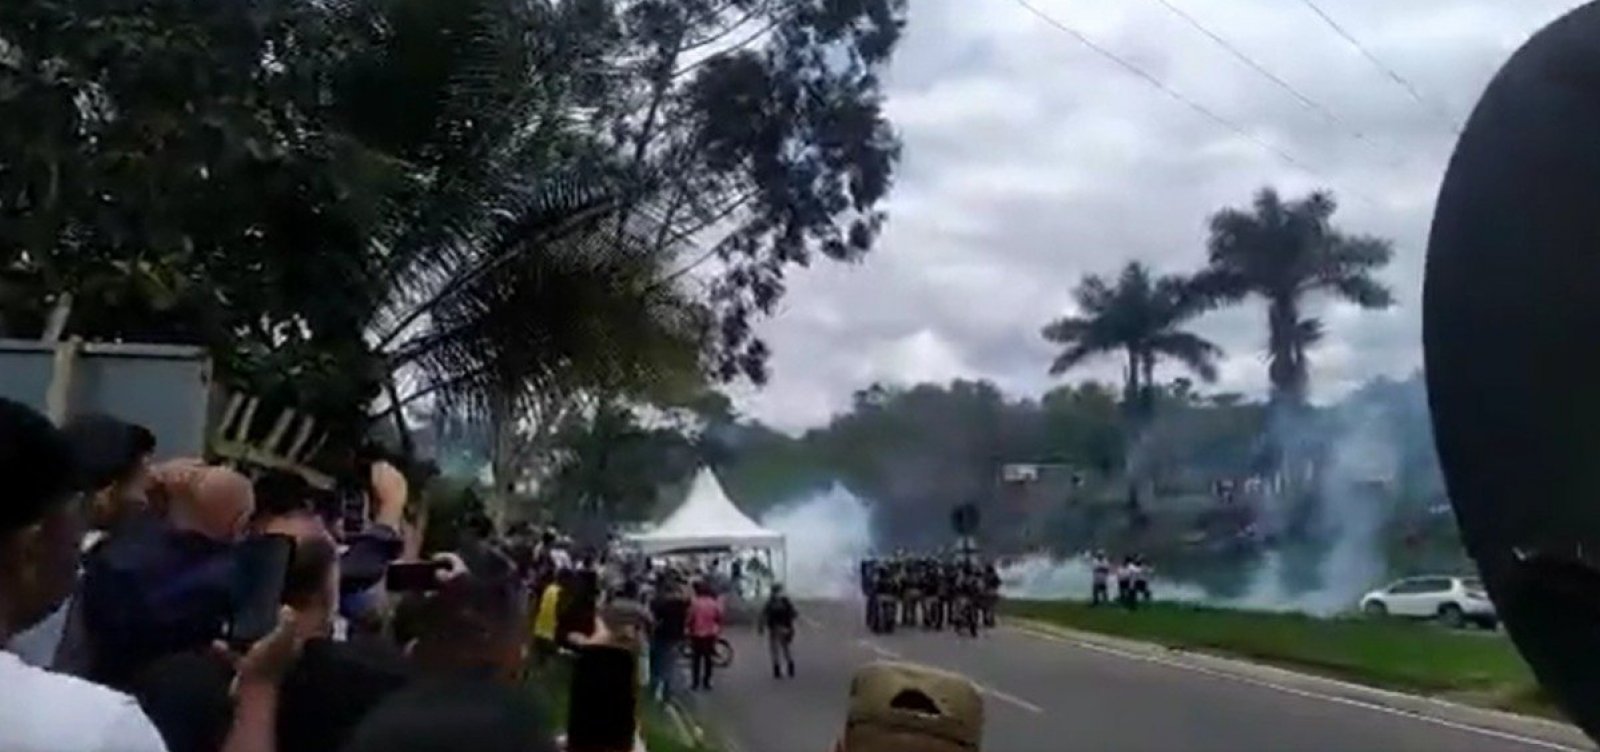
[326,443,385,538]
[339,678,558,752]
[405,575,527,683]
[78,515,235,688]
[386,561,449,593]
[565,645,638,752]
[556,568,599,649]
[0,397,87,535]
[1425,1,1600,741]
[339,523,404,597]
[63,413,155,529]
[128,650,234,752]
[227,533,295,648]
[62,413,154,491]
[950,503,980,536]
[279,638,412,752]
[253,470,314,518]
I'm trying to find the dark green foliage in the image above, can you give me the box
[0,0,909,442]
[1042,262,1220,425]
[1193,188,1394,406]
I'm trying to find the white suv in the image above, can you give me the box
[1358,576,1496,629]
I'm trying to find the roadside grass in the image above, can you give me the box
[1003,599,1558,718]
[525,655,720,752]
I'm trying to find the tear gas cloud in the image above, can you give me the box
[754,388,1424,617]
[759,482,875,598]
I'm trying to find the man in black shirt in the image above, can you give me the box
[758,584,798,679]
[647,575,689,702]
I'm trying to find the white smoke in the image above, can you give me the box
[998,402,1401,617]
[759,483,876,599]
[999,553,1211,602]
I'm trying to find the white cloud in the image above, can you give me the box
[735,0,1583,432]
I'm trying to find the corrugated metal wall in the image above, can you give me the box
[0,339,214,459]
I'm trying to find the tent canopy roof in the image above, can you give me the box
[628,468,784,554]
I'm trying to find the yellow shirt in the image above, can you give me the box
[534,583,562,641]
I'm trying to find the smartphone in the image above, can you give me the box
[338,486,369,538]
[228,533,295,647]
[566,645,638,752]
[385,560,448,593]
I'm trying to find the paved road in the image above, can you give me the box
[682,600,1591,752]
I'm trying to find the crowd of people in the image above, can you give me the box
[1,396,598,752]
[1,395,1001,751]
[857,555,1001,636]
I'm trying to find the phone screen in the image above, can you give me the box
[338,486,369,538]
[385,560,448,593]
[566,645,638,752]
[229,533,295,647]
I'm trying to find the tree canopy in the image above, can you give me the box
[0,0,909,447]
[1193,188,1394,406]
[1042,261,1220,422]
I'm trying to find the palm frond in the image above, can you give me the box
[1148,331,1221,382]
[1048,342,1098,376]
[1295,316,1324,347]
[1040,316,1091,344]
[1328,274,1392,308]
[1071,274,1116,315]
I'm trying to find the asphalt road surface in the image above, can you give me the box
[683,601,1592,752]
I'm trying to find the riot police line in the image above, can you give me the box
[857,555,1002,636]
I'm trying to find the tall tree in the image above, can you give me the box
[1043,262,1221,516]
[600,0,906,383]
[1042,262,1221,422]
[1194,188,1393,406]
[1,0,908,449]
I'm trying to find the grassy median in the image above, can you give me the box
[1003,599,1557,718]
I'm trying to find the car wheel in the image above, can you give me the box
[1363,600,1388,618]
[1438,603,1466,628]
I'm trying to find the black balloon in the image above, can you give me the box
[1425,1,1600,739]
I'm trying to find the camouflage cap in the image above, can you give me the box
[843,661,984,752]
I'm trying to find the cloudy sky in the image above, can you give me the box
[731,0,1580,433]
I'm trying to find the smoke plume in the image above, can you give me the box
[759,483,876,598]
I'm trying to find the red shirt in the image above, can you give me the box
[687,595,723,638]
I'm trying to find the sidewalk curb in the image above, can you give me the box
[664,700,702,745]
[1004,617,1593,750]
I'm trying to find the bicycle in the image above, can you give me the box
[679,636,734,668]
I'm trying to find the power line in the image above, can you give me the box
[1146,0,1396,162]
[1007,0,1342,188]
[1295,0,1463,134]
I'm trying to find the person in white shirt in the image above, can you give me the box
[0,398,169,752]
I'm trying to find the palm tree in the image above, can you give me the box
[1042,262,1222,424]
[1043,262,1220,517]
[352,0,711,436]
[1194,188,1393,406]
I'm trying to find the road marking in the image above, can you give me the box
[854,639,1043,714]
[856,638,903,660]
[972,681,1045,714]
[1010,626,1588,751]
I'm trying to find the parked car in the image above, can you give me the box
[1359,576,1496,629]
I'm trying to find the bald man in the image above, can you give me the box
[76,463,254,689]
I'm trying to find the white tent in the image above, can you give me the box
[628,468,786,577]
